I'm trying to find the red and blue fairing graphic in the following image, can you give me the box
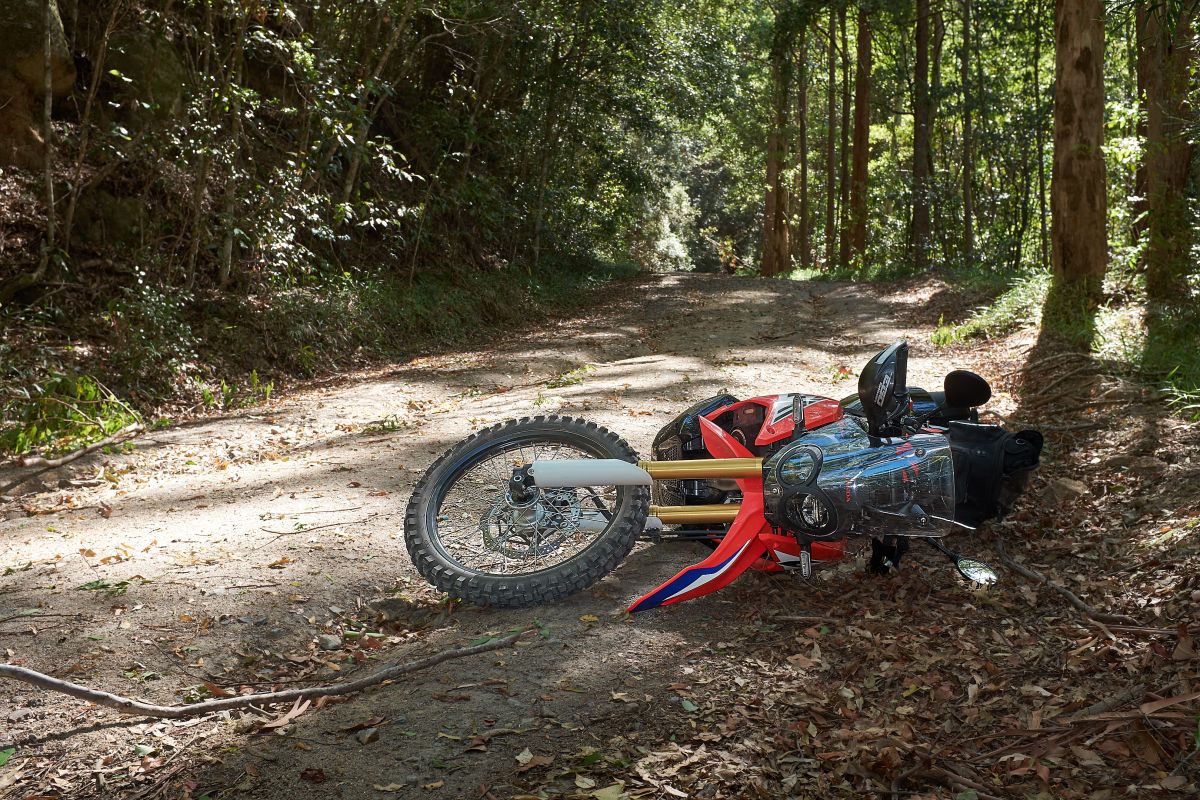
[628,416,768,612]
[627,396,848,613]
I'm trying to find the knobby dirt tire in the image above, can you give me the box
[404,416,650,608]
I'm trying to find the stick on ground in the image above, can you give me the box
[0,629,529,721]
[0,423,145,495]
[995,539,1138,626]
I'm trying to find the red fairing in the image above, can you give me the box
[702,394,846,448]
[802,398,844,430]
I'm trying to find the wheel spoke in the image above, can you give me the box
[432,437,622,576]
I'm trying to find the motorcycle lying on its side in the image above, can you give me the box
[403,341,1043,612]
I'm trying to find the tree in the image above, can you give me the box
[1142,4,1195,311]
[913,0,932,270]
[795,26,812,271]
[761,8,796,277]
[849,3,871,262]
[960,0,974,266]
[1049,0,1107,310]
[838,6,851,269]
[825,9,837,269]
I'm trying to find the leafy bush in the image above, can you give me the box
[0,374,141,457]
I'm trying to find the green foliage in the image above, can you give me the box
[547,364,597,388]
[103,277,198,397]
[932,272,1051,346]
[0,374,141,457]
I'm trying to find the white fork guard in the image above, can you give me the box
[528,459,652,487]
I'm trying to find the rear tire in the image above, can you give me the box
[404,416,650,607]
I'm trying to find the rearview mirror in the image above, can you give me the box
[955,558,998,586]
[944,370,992,409]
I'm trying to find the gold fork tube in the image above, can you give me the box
[648,504,742,523]
[638,458,762,479]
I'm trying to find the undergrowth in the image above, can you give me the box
[931,271,1050,345]
[0,374,141,457]
[0,258,637,458]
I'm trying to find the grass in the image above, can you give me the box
[929,265,1200,421]
[931,271,1050,346]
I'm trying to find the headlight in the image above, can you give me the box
[778,449,817,485]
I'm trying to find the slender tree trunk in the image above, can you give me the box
[913,0,932,271]
[961,0,974,267]
[1130,2,1150,254]
[762,17,793,277]
[796,27,811,271]
[1050,0,1108,305]
[218,10,250,287]
[41,0,56,266]
[838,7,851,270]
[849,5,871,262]
[1034,0,1048,270]
[825,12,837,269]
[932,6,950,265]
[1143,7,1195,308]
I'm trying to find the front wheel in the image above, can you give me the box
[404,416,650,607]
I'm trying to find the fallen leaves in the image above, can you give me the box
[299,768,326,784]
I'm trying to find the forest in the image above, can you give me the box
[0,0,1195,449]
[0,1,1199,798]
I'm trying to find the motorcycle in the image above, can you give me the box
[403,341,1043,612]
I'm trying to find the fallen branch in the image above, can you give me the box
[1063,684,1146,723]
[0,424,145,495]
[1028,365,1100,405]
[995,539,1138,626]
[0,629,529,720]
[919,766,1004,800]
[260,512,379,536]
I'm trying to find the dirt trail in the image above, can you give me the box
[2,273,1193,799]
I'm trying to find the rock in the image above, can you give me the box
[7,707,33,723]
[105,28,188,119]
[0,0,75,168]
[316,633,342,651]
[1044,477,1088,504]
[73,189,146,247]
[355,727,379,745]
[1128,456,1167,476]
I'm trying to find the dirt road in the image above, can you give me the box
[2,273,1193,799]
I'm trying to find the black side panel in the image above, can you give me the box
[948,422,1043,527]
[651,393,739,456]
[651,393,738,507]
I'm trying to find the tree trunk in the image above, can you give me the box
[825,11,837,269]
[1050,0,1108,304]
[1131,1,1149,253]
[40,0,55,262]
[849,5,871,262]
[961,0,974,267]
[761,17,793,277]
[217,9,250,288]
[796,27,811,271]
[838,7,851,270]
[913,0,931,271]
[1034,0,1048,270]
[1143,6,1194,308]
